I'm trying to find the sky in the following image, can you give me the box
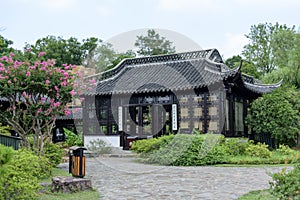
[0,0,299,60]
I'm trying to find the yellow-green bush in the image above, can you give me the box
[0,146,52,200]
[131,134,175,154]
[245,141,272,158]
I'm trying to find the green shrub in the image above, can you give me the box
[87,139,112,155]
[137,134,228,166]
[0,144,15,167]
[63,128,83,147]
[245,141,272,158]
[270,165,300,199]
[0,123,12,136]
[276,144,295,155]
[44,143,63,167]
[0,166,40,200]
[223,138,250,156]
[246,88,300,147]
[145,134,197,165]
[131,134,174,154]
[172,134,228,166]
[0,147,52,200]
[9,149,52,179]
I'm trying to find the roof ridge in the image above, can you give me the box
[85,49,222,81]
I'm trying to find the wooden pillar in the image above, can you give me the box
[152,105,158,136]
[219,89,226,135]
[243,98,248,137]
[162,106,166,135]
[228,95,235,136]
[138,106,143,135]
[129,106,136,135]
[203,92,208,133]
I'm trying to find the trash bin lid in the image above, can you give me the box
[69,146,87,151]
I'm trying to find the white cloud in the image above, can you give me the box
[157,0,225,14]
[221,32,248,59]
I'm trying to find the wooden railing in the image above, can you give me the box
[0,134,22,150]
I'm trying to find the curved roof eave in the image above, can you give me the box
[243,79,282,94]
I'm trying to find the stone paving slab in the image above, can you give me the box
[85,157,290,200]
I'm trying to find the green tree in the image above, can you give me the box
[94,42,135,73]
[27,36,99,67]
[242,22,295,75]
[246,88,300,147]
[272,26,297,68]
[287,32,300,88]
[262,31,300,88]
[225,55,259,78]
[82,37,99,68]
[135,29,176,56]
[0,35,14,56]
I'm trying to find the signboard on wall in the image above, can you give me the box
[118,106,123,131]
[172,104,178,131]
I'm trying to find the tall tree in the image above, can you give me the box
[242,23,295,75]
[0,35,14,56]
[27,36,99,67]
[287,32,300,88]
[81,37,99,67]
[225,55,259,78]
[94,42,135,73]
[262,29,300,88]
[134,29,176,56]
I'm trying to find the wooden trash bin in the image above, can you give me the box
[69,146,87,178]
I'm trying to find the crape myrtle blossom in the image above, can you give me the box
[0,52,96,155]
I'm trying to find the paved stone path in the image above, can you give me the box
[84,156,289,200]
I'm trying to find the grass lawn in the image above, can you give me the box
[38,190,100,200]
[38,168,100,200]
[238,189,276,200]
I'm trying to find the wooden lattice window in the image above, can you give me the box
[194,107,202,117]
[208,121,218,131]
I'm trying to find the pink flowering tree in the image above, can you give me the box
[0,52,93,155]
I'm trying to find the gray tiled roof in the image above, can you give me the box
[243,80,283,94]
[87,49,281,95]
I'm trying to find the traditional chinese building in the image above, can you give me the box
[82,49,281,148]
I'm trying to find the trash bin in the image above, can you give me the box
[69,146,87,178]
[124,136,139,150]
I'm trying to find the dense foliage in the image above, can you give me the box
[0,52,94,155]
[134,29,176,56]
[63,128,83,147]
[270,165,300,199]
[242,22,296,75]
[131,134,299,166]
[44,142,63,167]
[0,145,52,200]
[26,36,99,67]
[94,42,135,73]
[225,55,259,78]
[246,88,300,147]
